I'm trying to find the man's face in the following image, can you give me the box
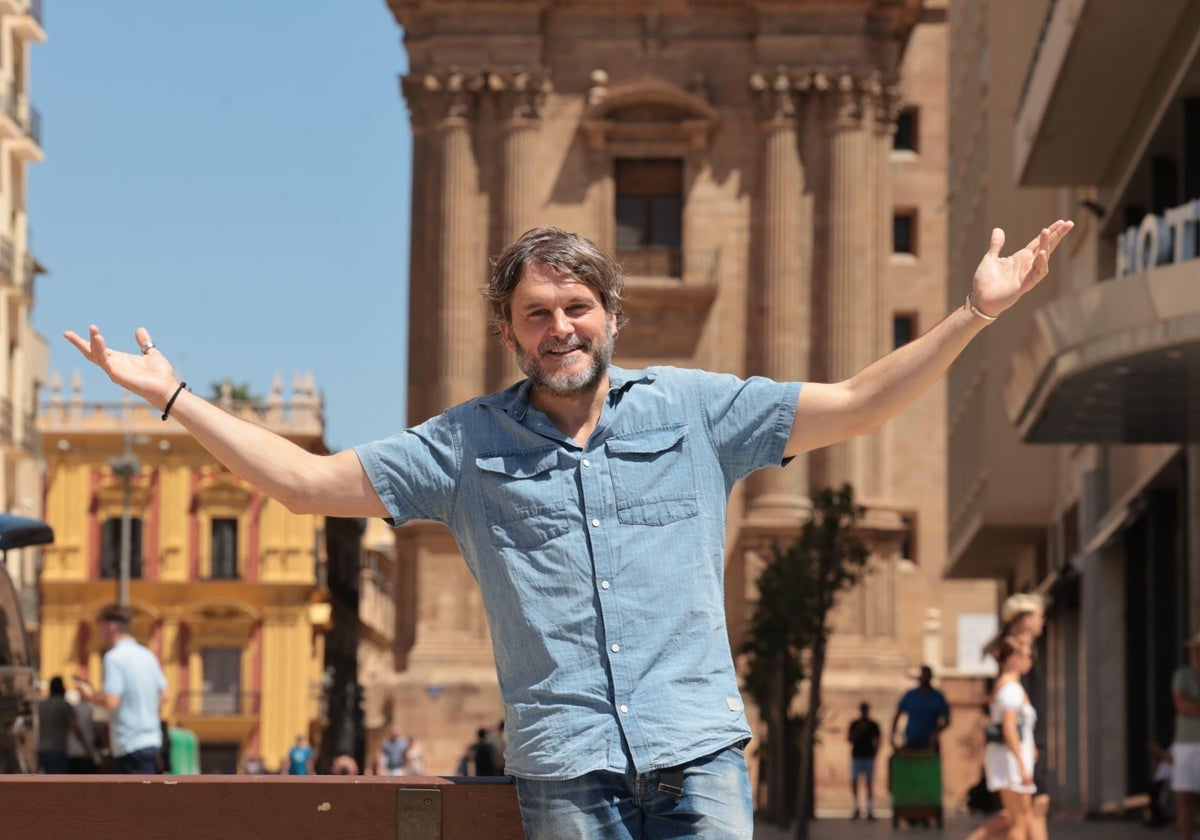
[499,263,618,397]
[96,619,118,650]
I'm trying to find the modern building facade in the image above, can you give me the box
[0,0,47,627]
[37,376,341,774]
[946,0,1200,814]
[381,0,998,809]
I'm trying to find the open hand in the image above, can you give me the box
[971,219,1075,317]
[63,325,178,410]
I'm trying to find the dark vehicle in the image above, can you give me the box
[0,514,54,773]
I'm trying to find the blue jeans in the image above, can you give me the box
[113,746,160,774]
[513,742,752,840]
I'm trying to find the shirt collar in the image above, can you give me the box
[480,365,657,422]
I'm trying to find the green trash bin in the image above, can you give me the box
[889,748,943,829]
[168,727,200,775]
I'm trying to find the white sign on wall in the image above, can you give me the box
[957,613,1000,675]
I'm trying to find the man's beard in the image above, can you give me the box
[512,322,615,396]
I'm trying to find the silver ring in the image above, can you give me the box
[140,341,156,355]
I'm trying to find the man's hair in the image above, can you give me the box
[1000,592,1045,626]
[49,676,66,696]
[96,603,132,631]
[483,227,628,333]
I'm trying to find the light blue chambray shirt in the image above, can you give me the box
[102,636,167,756]
[355,365,801,780]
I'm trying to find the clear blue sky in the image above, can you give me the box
[30,1,412,452]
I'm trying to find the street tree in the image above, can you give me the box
[741,484,871,838]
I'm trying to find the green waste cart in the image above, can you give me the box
[889,748,943,829]
[168,726,200,775]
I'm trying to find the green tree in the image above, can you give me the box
[209,379,259,402]
[741,484,871,838]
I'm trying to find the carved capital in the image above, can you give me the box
[748,67,797,123]
[487,68,554,123]
[587,68,610,108]
[401,69,487,126]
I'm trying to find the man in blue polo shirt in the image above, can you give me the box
[891,665,951,751]
[66,220,1072,837]
[76,603,167,774]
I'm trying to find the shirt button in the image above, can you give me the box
[582,459,591,467]
[601,581,610,590]
[619,705,628,714]
[611,643,620,653]
[591,518,600,527]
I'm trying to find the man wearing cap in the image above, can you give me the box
[75,603,167,774]
[1172,633,1200,838]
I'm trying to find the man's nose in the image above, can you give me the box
[548,309,573,335]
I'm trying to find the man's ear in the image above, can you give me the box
[498,322,516,352]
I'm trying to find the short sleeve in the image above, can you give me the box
[994,682,1025,712]
[102,652,125,697]
[689,370,801,484]
[354,413,462,525]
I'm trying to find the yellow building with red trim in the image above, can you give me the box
[37,375,336,774]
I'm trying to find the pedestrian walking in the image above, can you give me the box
[74,604,167,774]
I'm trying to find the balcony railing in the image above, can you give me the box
[175,690,261,716]
[27,104,39,146]
[3,84,42,146]
[0,397,11,443]
[0,235,13,282]
[19,251,35,296]
[617,246,682,279]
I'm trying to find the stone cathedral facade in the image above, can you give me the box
[380,0,996,811]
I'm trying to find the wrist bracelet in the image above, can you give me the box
[966,293,997,322]
[162,382,187,421]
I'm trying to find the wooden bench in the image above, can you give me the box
[0,774,527,839]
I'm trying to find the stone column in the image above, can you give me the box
[745,68,811,521]
[824,72,879,494]
[492,70,551,388]
[434,73,486,411]
[865,76,901,500]
[400,75,440,424]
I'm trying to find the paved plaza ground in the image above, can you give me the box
[754,812,1166,839]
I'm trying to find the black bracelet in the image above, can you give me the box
[162,381,187,421]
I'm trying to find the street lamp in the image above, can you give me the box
[108,433,140,607]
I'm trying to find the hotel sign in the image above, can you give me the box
[1117,199,1200,276]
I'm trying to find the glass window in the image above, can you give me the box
[893,211,917,255]
[615,159,683,277]
[210,518,239,580]
[894,108,918,152]
[100,518,143,580]
[201,647,242,714]
[893,314,916,349]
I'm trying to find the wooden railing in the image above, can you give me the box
[0,775,527,839]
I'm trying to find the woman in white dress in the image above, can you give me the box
[984,636,1037,839]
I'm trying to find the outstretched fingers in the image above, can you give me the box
[63,325,109,367]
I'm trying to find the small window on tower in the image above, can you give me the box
[893,314,916,349]
[894,108,918,153]
[893,211,918,255]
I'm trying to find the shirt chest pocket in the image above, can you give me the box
[605,424,699,526]
[475,446,570,549]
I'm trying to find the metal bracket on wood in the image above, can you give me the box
[397,788,442,840]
